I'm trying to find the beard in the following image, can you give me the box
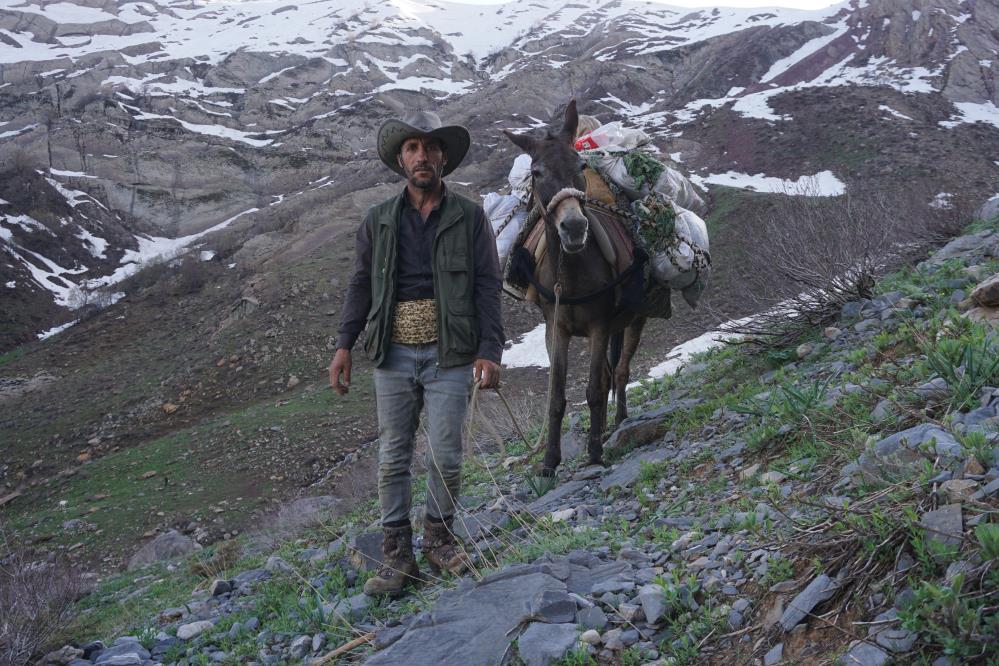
[406,162,441,190]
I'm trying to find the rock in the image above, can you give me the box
[841,641,890,665]
[348,531,386,571]
[334,593,372,620]
[93,642,150,665]
[127,530,201,570]
[286,375,300,389]
[532,589,577,623]
[970,273,999,307]
[232,568,269,586]
[265,555,294,573]
[739,463,761,480]
[209,579,231,596]
[617,603,643,622]
[576,606,608,630]
[764,642,784,665]
[780,574,838,631]
[603,406,671,451]
[365,567,569,666]
[760,471,786,484]
[795,343,813,359]
[824,326,842,339]
[43,646,84,665]
[873,424,962,466]
[177,620,214,640]
[939,479,979,503]
[870,399,893,423]
[162,402,179,414]
[517,622,578,666]
[551,508,575,522]
[920,504,963,549]
[637,584,668,624]
[579,629,601,645]
[600,449,670,491]
[874,628,917,652]
[727,610,744,630]
[963,306,999,327]
[289,635,311,660]
[453,510,507,541]
[964,457,986,476]
[602,628,624,651]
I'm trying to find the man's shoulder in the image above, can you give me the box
[447,190,485,219]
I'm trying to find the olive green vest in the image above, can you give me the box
[362,189,480,368]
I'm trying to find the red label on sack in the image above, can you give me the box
[574,136,598,151]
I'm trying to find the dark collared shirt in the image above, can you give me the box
[336,185,505,363]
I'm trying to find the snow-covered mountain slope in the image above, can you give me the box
[1,0,998,348]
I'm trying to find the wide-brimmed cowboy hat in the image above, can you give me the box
[377,110,470,178]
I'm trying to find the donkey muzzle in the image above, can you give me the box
[558,216,588,254]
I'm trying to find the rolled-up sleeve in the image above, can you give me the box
[471,206,505,363]
[336,213,373,351]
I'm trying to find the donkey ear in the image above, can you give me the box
[503,129,535,154]
[561,99,578,141]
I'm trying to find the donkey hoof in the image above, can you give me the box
[587,456,606,468]
[539,467,557,478]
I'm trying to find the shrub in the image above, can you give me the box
[0,529,87,665]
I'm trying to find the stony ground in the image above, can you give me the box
[24,221,999,665]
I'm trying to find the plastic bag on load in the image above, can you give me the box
[483,192,527,267]
[574,122,651,152]
[649,204,710,308]
[586,153,705,214]
[508,154,532,191]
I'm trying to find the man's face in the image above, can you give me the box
[397,136,447,190]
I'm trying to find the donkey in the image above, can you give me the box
[504,100,647,474]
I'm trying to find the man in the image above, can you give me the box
[329,110,504,597]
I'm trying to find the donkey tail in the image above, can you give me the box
[608,331,623,400]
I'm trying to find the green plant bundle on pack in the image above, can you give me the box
[632,194,677,252]
[623,151,665,191]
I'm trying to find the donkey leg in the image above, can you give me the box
[614,317,647,426]
[587,329,611,466]
[543,324,570,475]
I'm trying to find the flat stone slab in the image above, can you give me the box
[453,510,508,542]
[921,503,964,549]
[527,479,590,515]
[365,569,567,665]
[600,448,670,491]
[780,574,838,631]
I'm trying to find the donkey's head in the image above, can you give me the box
[504,100,589,254]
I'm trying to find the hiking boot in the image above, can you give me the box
[362,524,420,597]
[422,517,472,576]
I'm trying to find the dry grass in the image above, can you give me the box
[0,527,87,665]
[713,186,971,350]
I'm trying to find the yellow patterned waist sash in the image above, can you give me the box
[391,299,438,344]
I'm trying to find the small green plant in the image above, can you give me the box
[761,556,795,587]
[956,430,995,468]
[899,574,998,659]
[138,626,157,650]
[921,328,999,411]
[975,523,999,560]
[553,646,597,665]
[525,472,558,498]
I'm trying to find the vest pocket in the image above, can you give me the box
[447,298,477,354]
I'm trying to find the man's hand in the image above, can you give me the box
[329,348,352,395]
[473,358,501,390]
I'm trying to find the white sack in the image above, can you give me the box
[483,192,527,268]
[650,205,710,307]
[574,122,651,151]
[586,154,705,214]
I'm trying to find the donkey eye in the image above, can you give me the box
[531,168,542,177]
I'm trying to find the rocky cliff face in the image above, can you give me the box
[1,0,998,346]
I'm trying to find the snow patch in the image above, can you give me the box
[689,170,846,196]
[878,105,912,120]
[939,101,999,130]
[37,319,79,340]
[502,323,548,368]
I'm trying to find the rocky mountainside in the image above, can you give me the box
[24,220,999,665]
[1,0,998,345]
[2,0,999,622]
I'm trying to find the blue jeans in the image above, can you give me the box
[374,342,472,525]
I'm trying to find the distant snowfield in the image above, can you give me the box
[690,170,846,195]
